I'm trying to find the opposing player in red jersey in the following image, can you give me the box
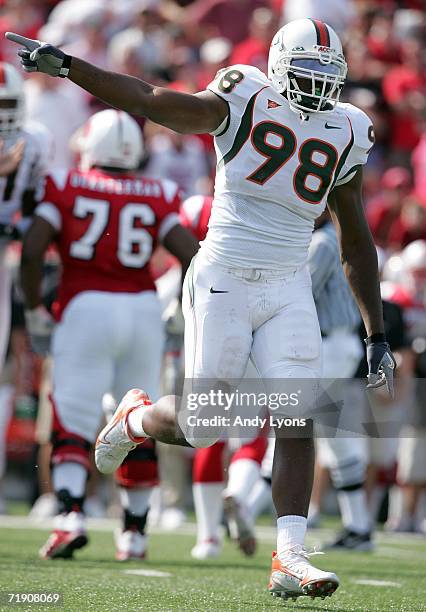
[20,109,199,560]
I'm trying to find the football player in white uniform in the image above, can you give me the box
[0,61,50,372]
[8,19,396,600]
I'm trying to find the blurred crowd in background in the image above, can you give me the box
[0,0,425,538]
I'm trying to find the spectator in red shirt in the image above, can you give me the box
[367,166,412,248]
[366,10,401,66]
[382,36,426,162]
[0,0,44,66]
[412,119,426,204]
[166,0,267,46]
[230,8,279,72]
[388,194,426,250]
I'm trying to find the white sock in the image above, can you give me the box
[338,488,370,534]
[277,515,307,556]
[127,406,150,438]
[52,463,87,499]
[119,487,152,516]
[193,482,224,543]
[224,458,260,504]
[246,477,272,521]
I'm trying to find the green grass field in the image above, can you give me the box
[0,522,425,612]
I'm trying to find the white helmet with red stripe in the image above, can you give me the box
[0,62,24,137]
[268,18,347,114]
[79,109,144,171]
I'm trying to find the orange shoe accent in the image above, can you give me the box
[270,551,298,580]
[96,389,150,447]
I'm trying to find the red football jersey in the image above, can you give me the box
[36,168,181,320]
[179,195,213,242]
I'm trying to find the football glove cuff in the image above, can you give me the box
[18,45,71,78]
[365,338,396,397]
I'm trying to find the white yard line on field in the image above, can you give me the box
[354,579,401,588]
[123,569,172,578]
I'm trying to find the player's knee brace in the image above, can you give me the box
[115,439,158,488]
[123,508,148,535]
[50,429,91,471]
[56,488,85,514]
[330,456,366,491]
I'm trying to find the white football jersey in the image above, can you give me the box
[0,122,52,226]
[201,64,374,270]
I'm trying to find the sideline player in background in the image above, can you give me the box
[9,20,395,599]
[20,109,198,560]
[0,61,50,373]
[0,61,51,515]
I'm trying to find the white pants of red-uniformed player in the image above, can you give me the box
[51,290,165,443]
[316,329,367,485]
[180,254,322,446]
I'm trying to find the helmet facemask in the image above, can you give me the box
[271,49,347,114]
[0,96,24,137]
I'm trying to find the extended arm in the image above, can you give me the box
[328,170,383,336]
[328,169,396,393]
[20,216,56,355]
[5,33,227,135]
[21,216,55,309]
[162,223,199,279]
[69,59,226,134]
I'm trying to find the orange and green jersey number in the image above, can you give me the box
[247,121,338,203]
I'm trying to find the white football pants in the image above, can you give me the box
[51,290,164,443]
[181,255,322,445]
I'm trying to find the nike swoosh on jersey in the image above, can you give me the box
[324,123,342,130]
[209,287,229,294]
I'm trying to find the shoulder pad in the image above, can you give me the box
[207,64,269,101]
[334,103,375,187]
[341,103,375,152]
[207,65,269,136]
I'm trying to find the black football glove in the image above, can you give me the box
[5,32,71,78]
[365,335,396,397]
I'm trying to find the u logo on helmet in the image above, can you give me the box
[268,19,348,114]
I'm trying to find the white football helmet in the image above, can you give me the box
[0,62,25,137]
[268,18,347,114]
[79,109,144,171]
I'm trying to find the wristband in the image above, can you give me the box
[365,333,386,345]
[59,54,72,78]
